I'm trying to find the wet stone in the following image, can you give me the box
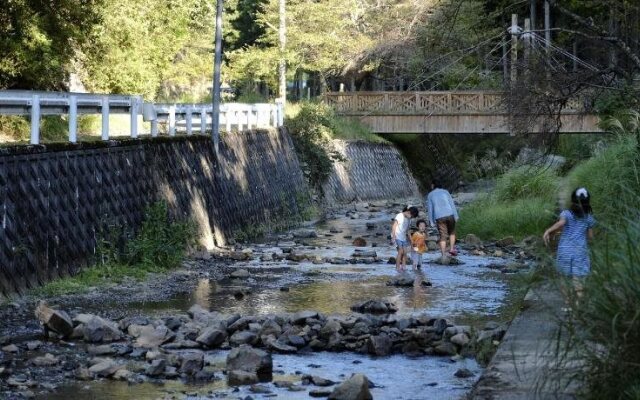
[30,353,59,367]
[350,300,397,315]
[25,341,42,351]
[180,351,204,375]
[34,302,74,338]
[310,389,333,397]
[230,269,251,279]
[454,368,475,378]
[2,344,18,353]
[230,331,257,346]
[329,373,373,400]
[145,359,166,377]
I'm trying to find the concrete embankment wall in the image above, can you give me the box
[0,129,308,295]
[322,140,419,203]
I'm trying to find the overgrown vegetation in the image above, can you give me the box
[457,167,559,240]
[286,102,384,191]
[555,120,640,399]
[37,202,194,296]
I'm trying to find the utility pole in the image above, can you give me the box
[212,0,224,151]
[510,14,519,85]
[544,0,551,48]
[530,0,537,30]
[524,18,531,69]
[278,0,286,106]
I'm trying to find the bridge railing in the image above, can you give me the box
[0,90,284,144]
[324,91,587,115]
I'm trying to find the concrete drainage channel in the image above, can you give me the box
[0,198,536,400]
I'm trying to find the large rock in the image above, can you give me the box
[130,325,175,348]
[228,370,259,386]
[196,327,227,348]
[450,333,470,347]
[145,359,166,377]
[226,345,272,380]
[367,334,392,356]
[75,314,123,343]
[496,236,515,247]
[351,249,377,258]
[350,300,397,315]
[230,269,251,279]
[259,319,282,337]
[464,234,482,247]
[88,360,123,378]
[292,310,319,325]
[328,374,373,400]
[292,229,317,239]
[180,352,204,375]
[34,301,73,338]
[229,331,257,346]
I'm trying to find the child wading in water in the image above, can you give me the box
[543,187,596,297]
[411,220,428,270]
[391,206,419,272]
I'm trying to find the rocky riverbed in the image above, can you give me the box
[0,198,538,400]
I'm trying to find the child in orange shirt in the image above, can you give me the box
[411,219,428,270]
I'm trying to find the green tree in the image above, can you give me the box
[0,0,102,89]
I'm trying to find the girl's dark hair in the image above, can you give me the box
[570,187,592,217]
[402,205,419,218]
[431,179,442,189]
[416,219,427,227]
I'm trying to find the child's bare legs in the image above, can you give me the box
[396,246,406,272]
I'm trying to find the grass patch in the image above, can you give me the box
[36,201,194,296]
[457,167,559,240]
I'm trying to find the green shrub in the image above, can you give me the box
[567,130,639,224]
[36,201,194,296]
[458,196,556,240]
[457,165,559,240]
[126,201,195,271]
[493,166,558,203]
[287,102,339,190]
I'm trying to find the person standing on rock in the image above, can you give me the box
[391,205,419,272]
[426,180,459,258]
[543,187,595,297]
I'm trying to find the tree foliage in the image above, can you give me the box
[0,0,102,89]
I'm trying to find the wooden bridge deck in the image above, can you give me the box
[324,91,602,134]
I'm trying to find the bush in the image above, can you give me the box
[493,166,558,203]
[567,132,639,224]
[37,201,194,296]
[287,102,339,190]
[458,197,556,240]
[457,165,559,240]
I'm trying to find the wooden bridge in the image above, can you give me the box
[324,91,602,134]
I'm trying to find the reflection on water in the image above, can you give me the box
[41,351,479,400]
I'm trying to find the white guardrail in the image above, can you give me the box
[0,90,285,144]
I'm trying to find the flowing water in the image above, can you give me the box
[34,200,516,400]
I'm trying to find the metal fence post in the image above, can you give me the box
[169,105,176,136]
[30,94,40,144]
[186,106,193,135]
[101,96,110,140]
[200,109,206,135]
[69,95,78,143]
[130,97,138,139]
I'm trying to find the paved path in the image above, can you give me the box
[470,284,580,400]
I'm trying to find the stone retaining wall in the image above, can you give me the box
[0,129,309,295]
[322,140,419,203]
